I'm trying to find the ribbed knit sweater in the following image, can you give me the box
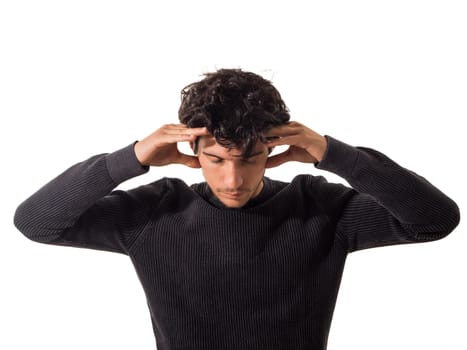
[14,135,460,350]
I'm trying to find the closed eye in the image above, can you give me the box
[202,151,264,165]
[209,158,256,165]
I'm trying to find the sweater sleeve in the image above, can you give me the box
[316,136,460,253]
[13,143,153,255]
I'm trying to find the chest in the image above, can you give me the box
[130,211,336,295]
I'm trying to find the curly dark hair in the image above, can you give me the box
[178,68,290,157]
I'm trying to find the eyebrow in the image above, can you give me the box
[202,150,264,160]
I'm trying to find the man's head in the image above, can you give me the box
[178,68,290,207]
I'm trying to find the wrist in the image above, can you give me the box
[106,142,150,184]
[134,141,150,166]
[308,135,328,162]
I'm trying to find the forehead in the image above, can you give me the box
[198,136,266,157]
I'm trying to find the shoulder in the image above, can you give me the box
[289,174,346,193]
[288,174,356,213]
[117,177,193,206]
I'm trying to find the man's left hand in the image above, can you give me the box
[264,121,327,168]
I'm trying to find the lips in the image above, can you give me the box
[222,192,243,198]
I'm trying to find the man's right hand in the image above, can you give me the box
[134,124,210,168]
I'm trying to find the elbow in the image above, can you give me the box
[415,200,461,242]
[14,203,37,242]
[14,203,58,244]
[441,200,461,237]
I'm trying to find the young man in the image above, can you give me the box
[14,69,460,350]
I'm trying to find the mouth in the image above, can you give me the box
[222,192,246,199]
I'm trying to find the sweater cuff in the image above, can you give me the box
[315,135,360,177]
[105,142,150,184]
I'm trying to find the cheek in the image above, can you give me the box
[246,164,266,182]
[199,160,218,182]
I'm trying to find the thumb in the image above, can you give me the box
[176,153,201,168]
[265,151,290,169]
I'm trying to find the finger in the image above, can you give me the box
[158,132,198,144]
[164,123,203,130]
[264,135,299,147]
[161,129,209,144]
[188,127,211,137]
[264,125,292,138]
[161,123,202,132]
[164,126,209,136]
[264,121,300,137]
[160,124,191,133]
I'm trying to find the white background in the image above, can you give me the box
[1,1,466,349]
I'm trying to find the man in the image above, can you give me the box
[14,68,460,349]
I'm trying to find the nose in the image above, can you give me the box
[223,162,244,190]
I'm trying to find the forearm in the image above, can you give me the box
[317,136,460,237]
[14,143,148,243]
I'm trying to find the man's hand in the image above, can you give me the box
[264,121,327,168]
[134,124,210,168]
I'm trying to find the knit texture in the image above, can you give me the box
[14,136,460,350]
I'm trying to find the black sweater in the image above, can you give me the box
[14,136,460,350]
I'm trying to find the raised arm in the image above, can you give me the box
[265,122,460,252]
[14,124,209,254]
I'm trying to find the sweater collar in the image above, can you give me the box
[191,177,276,210]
